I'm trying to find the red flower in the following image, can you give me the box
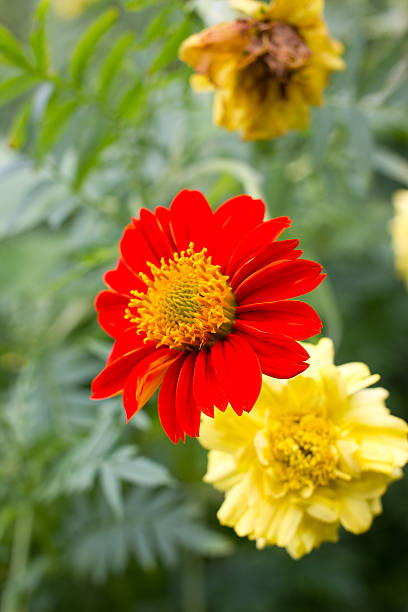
[91,190,325,443]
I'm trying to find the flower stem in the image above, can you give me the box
[1,507,33,612]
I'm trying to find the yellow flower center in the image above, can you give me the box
[125,243,236,350]
[266,414,337,491]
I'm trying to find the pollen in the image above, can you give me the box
[266,414,338,491]
[125,243,236,350]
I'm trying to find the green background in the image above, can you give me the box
[0,0,407,610]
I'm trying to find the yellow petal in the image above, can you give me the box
[339,497,373,533]
[190,74,215,92]
[229,0,270,18]
[204,450,240,490]
[275,505,303,547]
[269,0,324,25]
[306,494,339,523]
[357,440,405,474]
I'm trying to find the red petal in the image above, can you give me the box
[169,189,215,253]
[155,205,177,251]
[158,354,189,444]
[192,350,215,418]
[194,349,229,416]
[91,344,156,400]
[107,329,148,364]
[119,222,160,278]
[230,239,301,291]
[234,320,310,379]
[139,208,175,262]
[104,258,145,298]
[95,290,132,338]
[225,216,291,277]
[175,352,201,438]
[236,260,325,304]
[224,334,262,413]
[123,348,179,421]
[237,300,322,340]
[211,335,261,415]
[212,195,265,271]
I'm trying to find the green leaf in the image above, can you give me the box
[30,0,50,74]
[124,0,164,10]
[38,98,79,155]
[0,74,38,107]
[0,24,32,69]
[70,9,119,85]
[374,147,408,186]
[9,99,32,150]
[144,6,173,45]
[67,489,230,579]
[112,456,173,487]
[150,19,191,73]
[97,33,134,97]
[73,126,113,190]
[100,464,124,519]
[116,78,144,118]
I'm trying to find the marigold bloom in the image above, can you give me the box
[179,0,345,140]
[91,190,325,442]
[390,190,408,289]
[199,338,408,558]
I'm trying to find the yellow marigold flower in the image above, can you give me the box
[390,190,408,289]
[199,338,408,559]
[179,0,345,140]
[53,0,94,19]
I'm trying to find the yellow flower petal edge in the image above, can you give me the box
[390,190,408,289]
[199,338,408,559]
[179,0,345,140]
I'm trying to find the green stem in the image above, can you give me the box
[181,551,206,612]
[1,507,33,612]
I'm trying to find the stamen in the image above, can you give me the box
[125,243,236,350]
[260,414,338,491]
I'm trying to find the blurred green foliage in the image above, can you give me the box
[0,0,407,610]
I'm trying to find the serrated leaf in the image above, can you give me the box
[97,33,134,97]
[150,19,191,73]
[67,489,229,580]
[70,9,119,85]
[0,24,32,69]
[0,74,38,107]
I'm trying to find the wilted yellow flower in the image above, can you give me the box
[179,0,345,140]
[53,0,94,19]
[390,190,408,289]
[199,338,408,559]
